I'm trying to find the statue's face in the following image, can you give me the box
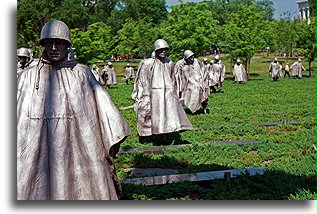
[44,39,68,62]
[156,48,168,59]
[17,56,28,65]
[186,55,194,64]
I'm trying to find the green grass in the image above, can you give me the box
[105,55,316,200]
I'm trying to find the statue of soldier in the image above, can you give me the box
[290,58,306,79]
[17,47,37,77]
[91,64,101,83]
[17,20,131,200]
[269,58,282,81]
[102,62,117,88]
[124,63,134,85]
[131,39,193,137]
[232,59,247,83]
[175,50,209,114]
[210,55,226,93]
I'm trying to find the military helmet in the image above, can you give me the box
[38,20,71,47]
[154,39,169,51]
[184,50,194,59]
[274,58,278,61]
[237,59,241,63]
[298,58,301,62]
[203,57,208,62]
[108,62,112,66]
[210,60,214,64]
[214,55,220,60]
[17,47,30,57]
[127,63,130,66]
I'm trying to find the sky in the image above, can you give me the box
[166,0,299,19]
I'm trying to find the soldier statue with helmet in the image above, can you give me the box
[17,47,37,77]
[174,50,209,114]
[131,39,193,137]
[17,20,131,200]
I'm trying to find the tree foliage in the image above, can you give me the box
[220,3,272,73]
[160,2,218,61]
[70,22,113,64]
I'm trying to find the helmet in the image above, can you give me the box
[184,50,194,59]
[127,63,130,66]
[274,58,278,61]
[210,60,214,64]
[237,59,241,63]
[108,62,112,66]
[214,55,220,60]
[154,39,169,51]
[17,47,30,57]
[298,58,301,62]
[38,20,71,47]
[92,64,97,68]
[203,58,208,62]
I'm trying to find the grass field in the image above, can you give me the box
[103,55,316,200]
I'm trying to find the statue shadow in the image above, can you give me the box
[139,132,191,146]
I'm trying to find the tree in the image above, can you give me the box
[113,18,139,60]
[160,2,218,61]
[296,17,316,74]
[271,18,299,58]
[220,3,272,74]
[70,22,113,64]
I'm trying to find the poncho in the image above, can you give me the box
[17,55,131,200]
[131,58,193,136]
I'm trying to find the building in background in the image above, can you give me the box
[297,0,310,23]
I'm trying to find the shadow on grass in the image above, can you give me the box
[139,132,191,146]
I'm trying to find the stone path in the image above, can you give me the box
[120,167,266,185]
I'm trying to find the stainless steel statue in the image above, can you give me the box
[290,58,306,79]
[17,47,37,77]
[269,58,282,81]
[232,59,247,83]
[131,39,193,136]
[17,20,131,200]
[102,62,117,88]
[209,55,226,93]
[175,50,209,114]
[124,63,134,84]
[91,64,102,83]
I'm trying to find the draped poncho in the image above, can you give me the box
[131,58,193,136]
[17,55,131,200]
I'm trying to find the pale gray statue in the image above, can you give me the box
[269,58,282,81]
[209,55,226,93]
[17,20,131,200]
[175,50,209,114]
[91,64,101,82]
[124,63,134,84]
[17,47,37,77]
[102,62,117,88]
[131,39,193,136]
[232,59,247,83]
[290,58,306,79]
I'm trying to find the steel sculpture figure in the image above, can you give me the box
[131,39,193,136]
[17,20,131,200]
[102,62,117,88]
[269,58,282,81]
[17,47,37,77]
[209,55,226,93]
[290,58,306,79]
[124,63,134,84]
[232,59,247,83]
[91,64,102,83]
[175,50,209,114]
